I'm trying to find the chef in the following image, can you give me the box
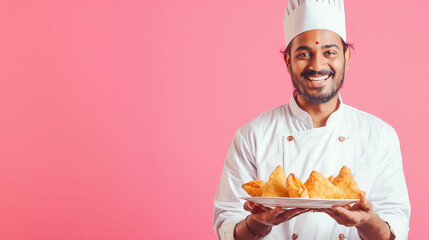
[213,0,411,239]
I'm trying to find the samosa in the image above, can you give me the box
[331,166,366,199]
[242,180,266,197]
[304,171,347,199]
[261,165,288,197]
[286,173,309,198]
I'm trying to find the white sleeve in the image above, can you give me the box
[370,128,411,240]
[213,128,259,240]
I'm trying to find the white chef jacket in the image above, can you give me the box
[213,95,410,240]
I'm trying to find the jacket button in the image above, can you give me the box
[287,136,294,142]
[292,233,298,239]
[338,136,345,142]
[339,233,346,240]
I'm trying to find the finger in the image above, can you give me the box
[339,204,352,211]
[326,208,358,227]
[360,196,372,212]
[316,208,329,213]
[253,207,286,221]
[290,208,310,218]
[332,206,354,217]
[320,208,346,225]
[243,201,254,211]
[258,204,274,212]
[269,207,288,218]
[322,208,340,216]
[293,208,310,215]
[258,207,286,225]
[280,208,309,218]
[272,208,309,225]
[244,201,270,215]
[331,206,363,226]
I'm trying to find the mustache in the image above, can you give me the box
[301,69,335,77]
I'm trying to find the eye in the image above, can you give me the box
[324,51,337,57]
[297,52,311,58]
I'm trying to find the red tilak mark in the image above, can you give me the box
[316,41,319,44]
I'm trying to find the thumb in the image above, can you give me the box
[360,196,372,212]
[244,201,255,211]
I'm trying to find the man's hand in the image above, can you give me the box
[319,196,394,240]
[244,201,309,226]
[319,195,373,227]
[233,201,309,240]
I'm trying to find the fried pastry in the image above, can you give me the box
[286,173,309,198]
[331,166,366,199]
[242,180,267,197]
[241,165,364,200]
[304,171,347,199]
[261,165,288,197]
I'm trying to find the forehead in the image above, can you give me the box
[290,29,343,50]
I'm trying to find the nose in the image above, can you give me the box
[308,53,325,72]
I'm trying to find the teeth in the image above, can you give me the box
[308,75,329,82]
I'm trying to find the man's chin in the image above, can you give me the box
[302,92,337,104]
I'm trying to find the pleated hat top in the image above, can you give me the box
[283,0,346,47]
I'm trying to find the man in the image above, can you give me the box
[213,1,410,239]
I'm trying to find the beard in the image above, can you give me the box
[290,64,345,104]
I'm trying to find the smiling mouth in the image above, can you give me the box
[306,74,331,82]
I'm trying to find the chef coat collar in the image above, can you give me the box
[289,91,344,129]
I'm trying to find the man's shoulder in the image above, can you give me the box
[238,104,287,137]
[342,104,397,134]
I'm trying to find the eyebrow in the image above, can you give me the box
[295,46,312,52]
[321,44,340,49]
[294,44,340,52]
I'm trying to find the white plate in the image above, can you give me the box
[239,197,359,208]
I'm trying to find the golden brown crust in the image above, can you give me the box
[242,180,267,197]
[304,171,347,199]
[242,165,364,199]
[261,166,288,197]
[331,166,366,199]
[286,173,309,198]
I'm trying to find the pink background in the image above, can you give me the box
[0,0,427,239]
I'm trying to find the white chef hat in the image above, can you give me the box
[283,0,346,48]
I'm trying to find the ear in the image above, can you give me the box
[344,48,351,70]
[284,52,291,73]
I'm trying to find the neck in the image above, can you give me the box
[295,94,340,128]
